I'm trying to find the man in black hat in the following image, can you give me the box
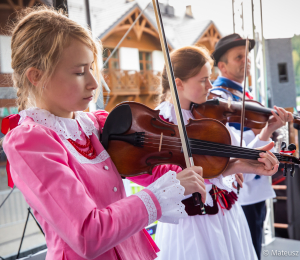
[210,33,274,260]
[209,33,255,102]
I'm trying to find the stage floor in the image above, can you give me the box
[262,238,300,259]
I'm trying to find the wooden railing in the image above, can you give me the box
[103,69,161,96]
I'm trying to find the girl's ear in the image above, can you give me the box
[26,67,43,87]
[175,78,184,91]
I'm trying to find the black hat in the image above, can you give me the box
[212,33,255,66]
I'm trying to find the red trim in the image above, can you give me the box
[2,114,21,188]
[245,92,253,100]
[1,114,20,134]
[280,150,295,154]
[272,176,286,185]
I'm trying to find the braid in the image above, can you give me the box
[159,68,170,103]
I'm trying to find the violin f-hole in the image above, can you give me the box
[145,152,173,166]
[151,118,176,136]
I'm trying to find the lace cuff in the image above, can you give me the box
[146,171,188,224]
[134,190,158,225]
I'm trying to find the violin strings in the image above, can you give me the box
[143,133,283,157]
[142,134,284,161]
[142,142,283,162]
[142,141,283,162]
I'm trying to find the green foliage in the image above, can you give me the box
[292,35,300,95]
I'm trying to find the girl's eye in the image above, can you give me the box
[76,72,85,76]
[90,67,94,71]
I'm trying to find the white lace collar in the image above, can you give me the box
[155,101,194,125]
[19,107,98,141]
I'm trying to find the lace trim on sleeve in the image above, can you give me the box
[134,191,158,225]
[146,171,188,224]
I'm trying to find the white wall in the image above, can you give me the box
[0,36,13,73]
[152,50,164,72]
[119,47,140,71]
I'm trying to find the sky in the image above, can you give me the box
[139,0,300,39]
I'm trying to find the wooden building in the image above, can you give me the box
[0,0,222,114]
[68,0,222,111]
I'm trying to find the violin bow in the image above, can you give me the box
[237,38,250,194]
[152,0,206,214]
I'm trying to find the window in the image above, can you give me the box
[103,48,119,69]
[139,51,152,71]
[278,63,288,83]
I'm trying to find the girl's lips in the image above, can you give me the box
[84,96,93,101]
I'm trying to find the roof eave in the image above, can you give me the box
[97,3,175,50]
[191,20,213,46]
[97,3,139,41]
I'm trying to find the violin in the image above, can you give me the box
[191,98,300,129]
[101,101,300,179]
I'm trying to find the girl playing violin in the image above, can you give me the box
[3,7,209,260]
[128,45,285,260]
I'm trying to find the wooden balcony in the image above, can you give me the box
[102,69,162,111]
[103,69,161,96]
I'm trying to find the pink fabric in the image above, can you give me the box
[3,110,161,260]
[128,164,181,187]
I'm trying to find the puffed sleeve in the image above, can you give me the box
[128,164,182,187]
[91,110,109,132]
[3,124,160,259]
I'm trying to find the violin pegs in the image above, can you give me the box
[283,163,287,177]
[288,143,297,151]
[290,164,295,177]
[281,142,287,151]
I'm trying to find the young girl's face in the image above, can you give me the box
[40,38,98,118]
[178,62,212,108]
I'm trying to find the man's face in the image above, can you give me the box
[219,45,250,83]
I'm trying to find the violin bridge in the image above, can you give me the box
[159,132,163,152]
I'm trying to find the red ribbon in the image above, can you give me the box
[212,185,229,216]
[280,150,295,154]
[1,114,20,188]
[245,91,253,100]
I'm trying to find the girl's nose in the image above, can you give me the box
[87,72,99,90]
[207,80,213,90]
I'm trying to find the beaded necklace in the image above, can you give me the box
[68,133,97,159]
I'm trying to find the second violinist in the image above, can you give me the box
[129,46,279,260]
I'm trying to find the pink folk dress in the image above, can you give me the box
[129,101,259,260]
[3,107,188,260]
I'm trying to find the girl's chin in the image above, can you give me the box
[194,97,207,104]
